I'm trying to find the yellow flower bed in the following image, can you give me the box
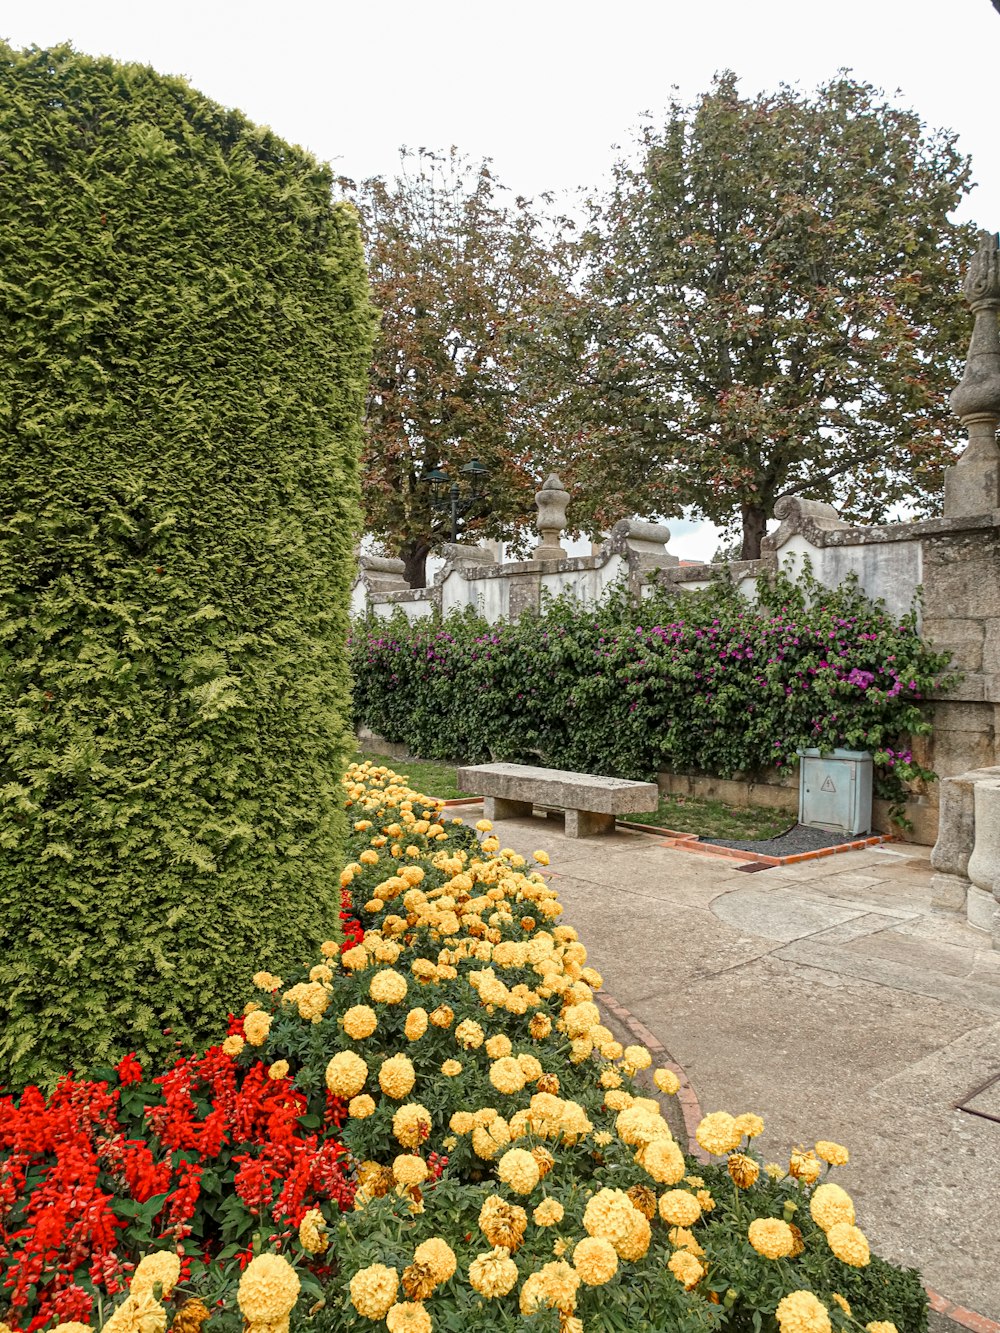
[86,762,924,1333]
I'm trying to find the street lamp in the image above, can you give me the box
[419,458,491,543]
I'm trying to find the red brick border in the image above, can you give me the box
[596,988,710,1164]
[596,989,999,1331]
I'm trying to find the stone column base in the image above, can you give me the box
[484,795,533,821]
[931,872,969,912]
[967,883,998,933]
[565,809,616,838]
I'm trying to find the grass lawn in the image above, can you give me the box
[354,749,794,839]
[625,791,793,840]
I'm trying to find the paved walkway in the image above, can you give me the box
[471,808,1000,1322]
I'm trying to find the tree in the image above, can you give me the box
[576,72,976,559]
[344,149,574,587]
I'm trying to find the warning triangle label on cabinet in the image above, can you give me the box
[820,776,837,793]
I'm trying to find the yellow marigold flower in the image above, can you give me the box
[50,1324,93,1333]
[450,1110,475,1134]
[343,1005,378,1040]
[728,1153,760,1189]
[267,1060,289,1081]
[533,849,550,865]
[325,1051,368,1099]
[379,1054,416,1100]
[354,819,372,831]
[222,1035,244,1057]
[658,1190,701,1228]
[359,849,379,865]
[810,1182,855,1232]
[639,1138,686,1186]
[393,1103,432,1149]
[816,1140,850,1166]
[481,837,500,854]
[370,968,409,1004]
[765,1162,786,1179]
[412,1237,456,1284]
[695,1111,741,1156]
[479,1195,528,1251]
[309,963,333,984]
[831,1295,851,1316]
[252,971,283,992]
[475,819,493,832]
[468,1246,519,1299]
[392,1155,428,1187]
[789,1148,822,1184]
[238,1253,300,1323]
[242,1011,272,1047]
[341,945,369,972]
[298,1208,328,1255]
[572,1236,618,1286]
[748,1217,795,1259]
[320,939,338,957]
[518,1053,543,1081]
[667,1249,704,1291]
[734,1112,765,1139]
[387,1301,432,1333]
[99,1294,164,1333]
[454,1018,485,1049]
[865,1324,898,1333]
[519,1261,580,1317]
[349,1094,376,1119]
[826,1222,870,1267]
[473,1116,511,1161]
[411,958,437,983]
[653,1067,680,1096]
[622,1044,651,1071]
[529,1013,552,1040]
[533,1197,564,1226]
[667,1226,704,1256]
[399,1007,427,1041]
[582,1187,639,1249]
[775,1291,832,1333]
[490,1056,527,1095]
[349,1264,398,1320]
[696,1189,715,1214]
[497,1147,540,1195]
[485,1033,512,1058]
[604,1089,632,1112]
[441,1059,462,1077]
[132,1251,181,1299]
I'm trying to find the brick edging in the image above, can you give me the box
[597,988,710,1164]
[596,989,1000,1332]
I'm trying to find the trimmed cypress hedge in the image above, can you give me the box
[0,43,375,1087]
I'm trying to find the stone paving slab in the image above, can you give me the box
[478,810,1000,1321]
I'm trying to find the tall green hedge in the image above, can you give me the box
[0,44,375,1087]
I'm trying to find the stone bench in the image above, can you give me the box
[456,762,659,838]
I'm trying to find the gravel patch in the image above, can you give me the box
[701,823,868,856]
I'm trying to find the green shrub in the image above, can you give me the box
[0,43,375,1087]
[351,569,954,802]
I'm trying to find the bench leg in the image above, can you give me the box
[565,809,616,838]
[484,796,533,821]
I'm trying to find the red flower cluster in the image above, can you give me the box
[0,1042,355,1332]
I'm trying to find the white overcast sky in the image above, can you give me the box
[4,0,997,559]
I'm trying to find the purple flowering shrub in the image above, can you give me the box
[350,569,957,808]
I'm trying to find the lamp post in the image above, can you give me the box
[419,458,491,543]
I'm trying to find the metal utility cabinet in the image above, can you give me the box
[797,748,873,837]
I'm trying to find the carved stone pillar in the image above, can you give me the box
[534,473,570,560]
[944,230,1000,517]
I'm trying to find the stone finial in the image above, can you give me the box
[944,230,1000,516]
[534,473,570,560]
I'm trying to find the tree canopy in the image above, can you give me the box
[573,72,976,558]
[344,149,572,586]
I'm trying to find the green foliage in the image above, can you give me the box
[351,569,955,804]
[0,43,375,1087]
[574,71,976,557]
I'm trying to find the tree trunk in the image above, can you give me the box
[401,537,432,589]
[739,503,768,561]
